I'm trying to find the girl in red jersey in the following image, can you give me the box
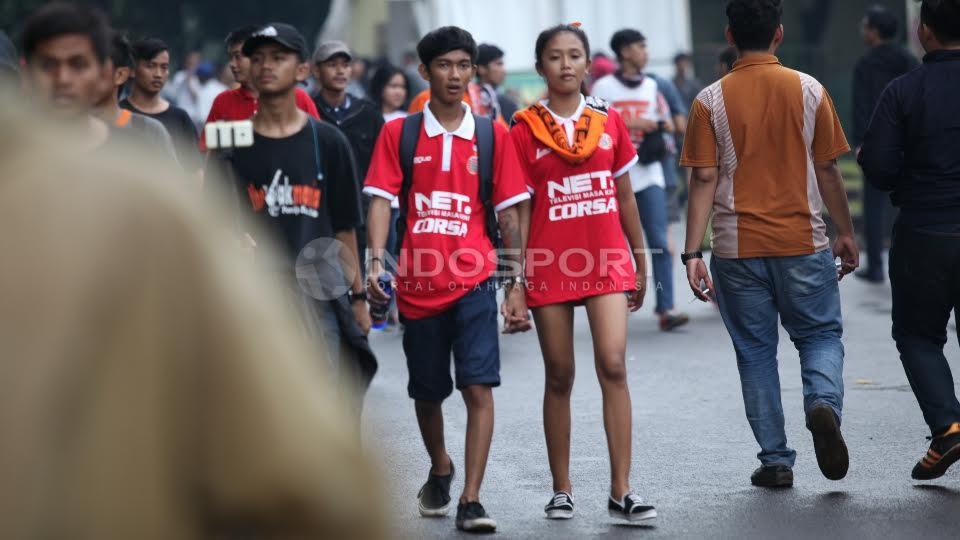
[511,23,654,523]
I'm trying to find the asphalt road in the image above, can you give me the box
[361,243,960,539]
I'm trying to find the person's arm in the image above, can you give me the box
[616,172,647,312]
[815,159,859,279]
[497,204,530,332]
[683,166,717,301]
[365,196,392,303]
[858,83,903,191]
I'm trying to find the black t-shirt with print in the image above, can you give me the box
[228,118,363,268]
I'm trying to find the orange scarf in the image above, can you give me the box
[514,98,608,164]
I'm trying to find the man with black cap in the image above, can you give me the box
[311,40,384,276]
[475,43,518,122]
[219,23,377,408]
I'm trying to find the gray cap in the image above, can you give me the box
[313,40,353,64]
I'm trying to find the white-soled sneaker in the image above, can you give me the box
[544,491,574,519]
[608,492,657,522]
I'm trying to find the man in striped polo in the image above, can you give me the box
[680,0,859,488]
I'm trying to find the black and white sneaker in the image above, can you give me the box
[544,491,574,519]
[608,493,657,522]
[417,462,454,517]
[456,501,497,532]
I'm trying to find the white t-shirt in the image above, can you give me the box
[591,74,667,193]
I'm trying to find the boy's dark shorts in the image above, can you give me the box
[401,281,500,402]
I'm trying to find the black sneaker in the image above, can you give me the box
[807,404,849,480]
[912,422,960,480]
[456,501,497,532]
[608,493,656,522]
[750,464,794,488]
[544,491,574,519]
[417,462,454,517]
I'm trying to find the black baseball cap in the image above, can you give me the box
[242,23,307,60]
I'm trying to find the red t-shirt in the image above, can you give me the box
[364,104,530,320]
[199,86,320,150]
[511,100,639,308]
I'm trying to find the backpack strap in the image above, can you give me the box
[395,112,423,247]
[473,115,499,246]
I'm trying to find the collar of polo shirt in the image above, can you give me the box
[422,101,476,172]
[540,94,586,147]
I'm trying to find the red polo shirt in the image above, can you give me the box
[200,86,320,150]
[364,103,530,319]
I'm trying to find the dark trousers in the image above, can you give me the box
[862,183,892,276]
[889,222,960,435]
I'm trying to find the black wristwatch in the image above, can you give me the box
[348,290,368,303]
[681,251,704,265]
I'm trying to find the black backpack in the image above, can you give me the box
[395,112,498,250]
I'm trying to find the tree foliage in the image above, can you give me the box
[1,0,332,65]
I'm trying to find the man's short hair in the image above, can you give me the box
[865,5,899,40]
[674,52,692,64]
[476,44,504,67]
[726,0,784,51]
[131,38,169,63]
[610,29,646,60]
[110,31,133,70]
[225,25,260,49]
[19,2,111,63]
[921,0,960,43]
[417,26,477,67]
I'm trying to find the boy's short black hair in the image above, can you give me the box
[417,26,478,67]
[110,31,133,70]
[865,5,899,40]
[718,46,739,71]
[674,52,692,64]
[477,44,504,66]
[920,0,960,43]
[19,2,111,63]
[610,29,645,60]
[225,25,260,49]
[131,38,169,63]
[725,0,784,51]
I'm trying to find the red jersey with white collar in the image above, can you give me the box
[511,96,639,307]
[364,103,530,319]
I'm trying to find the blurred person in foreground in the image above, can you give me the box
[93,31,177,162]
[682,0,857,488]
[859,0,960,481]
[0,96,384,539]
[852,4,919,283]
[210,24,377,407]
[0,30,18,87]
[18,2,113,150]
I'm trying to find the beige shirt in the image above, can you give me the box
[0,110,384,539]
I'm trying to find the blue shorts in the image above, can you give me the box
[401,281,501,402]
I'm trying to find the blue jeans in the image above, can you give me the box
[634,186,674,313]
[711,250,845,467]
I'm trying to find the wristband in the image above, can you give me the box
[680,251,704,265]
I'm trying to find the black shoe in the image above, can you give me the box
[807,404,849,480]
[750,464,794,488]
[417,461,454,517]
[544,491,574,519]
[456,501,497,532]
[608,493,656,522]
[854,269,884,283]
[912,423,960,480]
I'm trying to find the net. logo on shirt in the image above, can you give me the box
[546,170,618,222]
[411,190,472,237]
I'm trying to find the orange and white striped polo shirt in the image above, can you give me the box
[680,54,850,259]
